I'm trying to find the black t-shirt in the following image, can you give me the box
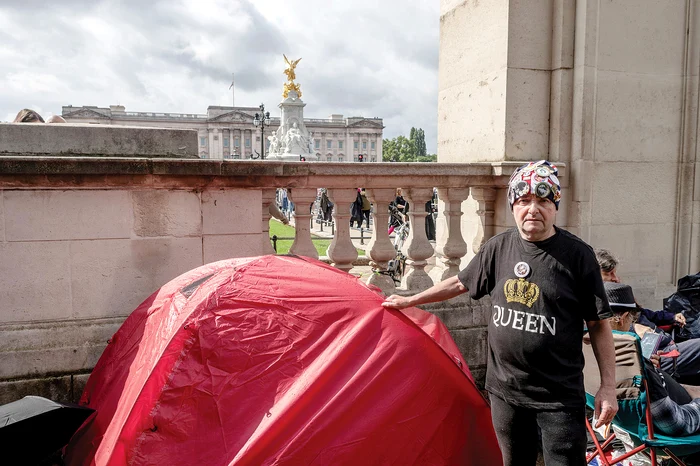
[458,227,612,409]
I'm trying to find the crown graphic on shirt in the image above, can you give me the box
[504,278,540,308]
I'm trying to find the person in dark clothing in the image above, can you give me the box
[425,188,437,241]
[388,188,408,235]
[595,248,687,328]
[382,160,617,466]
[320,189,333,222]
[607,283,700,436]
[360,189,371,229]
[350,188,363,228]
[606,281,700,385]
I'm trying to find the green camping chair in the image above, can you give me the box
[583,330,700,465]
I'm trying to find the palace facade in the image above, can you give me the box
[62,105,384,162]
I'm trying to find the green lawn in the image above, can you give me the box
[269,220,364,256]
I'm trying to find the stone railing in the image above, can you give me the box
[0,156,564,403]
[0,157,526,292]
[0,125,566,403]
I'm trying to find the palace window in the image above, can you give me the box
[234,138,240,147]
[362,141,367,150]
[326,155,332,162]
[354,141,358,149]
[339,141,343,149]
[245,138,251,147]
[338,156,344,162]
[371,141,376,150]
[200,137,207,147]
[327,140,332,149]
[315,139,320,149]
[223,138,229,147]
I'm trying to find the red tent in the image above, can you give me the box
[66,255,500,465]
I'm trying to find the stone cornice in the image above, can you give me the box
[0,157,566,190]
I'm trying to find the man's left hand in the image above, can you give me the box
[594,386,618,428]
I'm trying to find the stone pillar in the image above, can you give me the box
[438,0,552,164]
[326,188,358,272]
[345,129,352,162]
[365,188,397,294]
[261,188,276,255]
[288,188,318,259]
[401,187,435,293]
[430,188,470,283]
[243,129,250,159]
[470,187,497,254]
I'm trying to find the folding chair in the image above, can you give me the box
[583,330,700,465]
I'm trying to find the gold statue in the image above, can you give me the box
[282,54,302,99]
[283,54,301,81]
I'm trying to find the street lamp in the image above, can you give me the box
[252,103,271,160]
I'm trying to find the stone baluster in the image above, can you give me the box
[430,188,470,283]
[470,187,497,253]
[261,188,277,255]
[364,188,397,294]
[326,188,358,272]
[401,187,436,293]
[288,188,319,259]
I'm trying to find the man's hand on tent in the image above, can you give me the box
[382,295,411,309]
[594,386,617,428]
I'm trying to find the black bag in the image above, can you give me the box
[664,273,700,340]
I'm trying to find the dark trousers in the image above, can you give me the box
[489,393,587,466]
[361,210,370,228]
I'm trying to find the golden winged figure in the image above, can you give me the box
[283,54,302,82]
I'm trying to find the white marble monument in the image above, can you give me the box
[266,56,315,161]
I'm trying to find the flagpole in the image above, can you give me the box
[228,73,235,107]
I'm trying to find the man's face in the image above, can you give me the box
[601,268,620,283]
[512,194,557,241]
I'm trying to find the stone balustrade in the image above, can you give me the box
[0,152,566,403]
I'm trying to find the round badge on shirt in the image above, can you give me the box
[514,262,531,278]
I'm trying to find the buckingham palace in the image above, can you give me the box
[61,104,384,162]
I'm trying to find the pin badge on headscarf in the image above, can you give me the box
[514,261,531,278]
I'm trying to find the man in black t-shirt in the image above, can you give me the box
[383,160,617,466]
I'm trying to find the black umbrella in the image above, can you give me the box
[0,396,94,465]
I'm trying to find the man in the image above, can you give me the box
[383,160,618,465]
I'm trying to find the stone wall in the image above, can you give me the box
[0,187,263,404]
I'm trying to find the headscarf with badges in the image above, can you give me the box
[507,160,561,210]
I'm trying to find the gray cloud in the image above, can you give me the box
[0,0,440,151]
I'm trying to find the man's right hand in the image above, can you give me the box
[382,295,411,309]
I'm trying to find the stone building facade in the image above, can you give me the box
[440,0,700,308]
[62,105,384,162]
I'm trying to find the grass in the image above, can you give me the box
[269,220,364,256]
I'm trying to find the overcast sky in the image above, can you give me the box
[0,0,440,152]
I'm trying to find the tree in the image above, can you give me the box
[416,129,427,158]
[383,128,434,162]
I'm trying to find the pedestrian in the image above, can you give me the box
[382,160,618,466]
[360,188,371,229]
[350,188,363,228]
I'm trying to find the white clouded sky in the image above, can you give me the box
[0,0,440,152]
